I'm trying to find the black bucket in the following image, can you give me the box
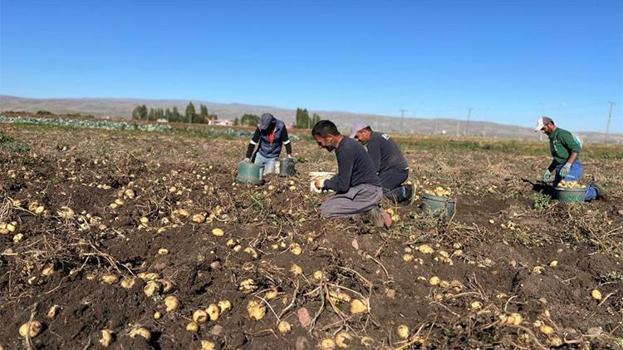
[279,158,296,177]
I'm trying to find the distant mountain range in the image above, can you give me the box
[1,95,621,143]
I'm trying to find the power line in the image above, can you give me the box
[606,101,615,144]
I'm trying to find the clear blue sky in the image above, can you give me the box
[1,0,622,132]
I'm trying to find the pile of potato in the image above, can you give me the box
[557,180,585,189]
[424,186,451,197]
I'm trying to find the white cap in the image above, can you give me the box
[534,116,553,132]
[349,121,369,138]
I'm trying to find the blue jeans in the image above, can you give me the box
[553,161,598,201]
[254,152,278,174]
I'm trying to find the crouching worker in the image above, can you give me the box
[244,113,293,173]
[350,122,414,203]
[535,116,607,201]
[311,120,392,228]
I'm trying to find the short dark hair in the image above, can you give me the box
[363,126,372,132]
[311,120,340,137]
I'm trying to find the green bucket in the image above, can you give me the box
[554,187,586,203]
[421,193,456,217]
[236,163,264,184]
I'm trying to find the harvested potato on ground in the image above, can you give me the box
[591,289,602,301]
[539,325,554,335]
[201,340,216,350]
[396,325,409,339]
[143,281,161,297]
[164,295,180,312]
[218,300,232,313]
[129,327,151,341]
[247,300,266,320]
[99,329,113,347]
[101,273,118,285]
[212,228,224,236]
[186,321,199,332]
[206,304,220,321]
[418,244,435,254]
[350,299,368,314]
[290,243,302,255]
[335,332,353,348]
[46,305,61,319]
[429,276,440,286]
[278,320,291,334]
[193,309,208,323]
[120,277,136,289]
[19,320,43,338]
[320,338,336,350]
[290,264,303,276]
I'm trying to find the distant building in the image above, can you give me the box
[156,119,169,123]
[208,119,233,126]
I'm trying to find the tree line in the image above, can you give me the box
[295,108,321,129]
[132,102,217,123]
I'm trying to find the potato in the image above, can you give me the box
[99,329,113,347]
[158,248,169,256]
[505,313,523,325]
[290,264,303,276]
[186,321,199,332]
[46,305,60,319]
[539,325,554,335]
[470,301,482,310]
[290,243,302,255]
[120,277,136,289]
[160,279,175,293]
[218,299,232,313]
[320,338,336,350]
[278,320,291,334]
[41,265,54,277]
[129,327,151,340]
[402,254,414,262]
[201,340,216,350]
[247,300,266,320]
[335,332,353,348]
[143,281,161,297]
[153,311,162,320]
[101,273,119,285]
[138,272,159,281]
[417,244,435,254]
[206,304,220,321]
[239,278,258,293]
[19,320,42,338]
[350,299,368,314]
[429,276,441,286]
[396,324,409,339]
[264,289,278,300]
[212,228,224,236]
[124,189,135,199]
[193,309,208,323]
[192,213,206,223]
[164,295,180,312]
[139,217,149,225]
[549,260,558,267]
[313,270,324,281]
[591,289,602,301]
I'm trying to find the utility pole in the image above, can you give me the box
[400,109,406,134]
[465,108,472,136]
[606,101,615,144]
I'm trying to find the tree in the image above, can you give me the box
[234,117,239,126]
[295,107,311,128]
[172,106,181,122]
[131,105,147,120]
[185,102,196,123]
[311,113,321,126]
[200,104,209,123]
[165,108,172,120]
[240,114,260,126]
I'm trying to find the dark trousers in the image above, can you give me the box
[379,168,409,202]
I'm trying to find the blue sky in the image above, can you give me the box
[1,0,622,132]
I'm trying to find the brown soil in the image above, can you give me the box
[0,123,622,349]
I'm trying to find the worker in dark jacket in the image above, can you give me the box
[244,113,293,173]
[350,122,414,203]
[535,116,606,201]
[312,120,392,228]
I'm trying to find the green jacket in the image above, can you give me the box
[548,127,581,168]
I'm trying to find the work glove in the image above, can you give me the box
[542,169,553,182]
[559,163,572,178]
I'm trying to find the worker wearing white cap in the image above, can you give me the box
[535,116,606,201]
[350,122,414,203]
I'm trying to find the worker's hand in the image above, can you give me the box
[314,177,325,190]
[559,163,572,178]
[542,169,553,182]
[243,158,251,163]
[287,154,294,159]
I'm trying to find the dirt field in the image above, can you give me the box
[1,122,622,349]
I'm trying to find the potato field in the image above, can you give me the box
[1,120,622,349]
